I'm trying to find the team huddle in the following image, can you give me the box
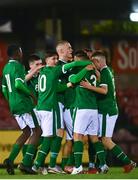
[1,40,136,175]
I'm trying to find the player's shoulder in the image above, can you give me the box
[57,60,65,66]
[8,60,23,69]
[102,66,111,74]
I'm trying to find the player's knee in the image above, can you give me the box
[32,126,42,136]
[73,133,83,141]
[66,140,73,149]
[23,126,31,137]
[101,137,112,148]
[57,128,64,137]
[89,135,99,143]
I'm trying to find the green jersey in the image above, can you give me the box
[97,66,118,115]
[57,60,81,109]
[37,65,63,111]
[57,60,69,105]
[27,73,38,99]
[2,60,34,115]
[73,70,98,109]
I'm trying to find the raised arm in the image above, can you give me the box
[69,64,95,84]
[56,82,73,92]
[63,60,92,73]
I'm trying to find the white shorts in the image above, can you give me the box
[58,102,65,129]
[14,109,40,130]
[98,113,118,137]
[63,109,73,140]
[73,109,98,136]
[37,110,57,137]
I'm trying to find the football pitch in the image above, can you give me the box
[0,167,138,179]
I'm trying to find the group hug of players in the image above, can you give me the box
[2,40,136,175]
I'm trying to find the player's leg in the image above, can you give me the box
[101,114,136,173]
[19,109,41,173]
[89,135,108,173]
[3,115,31,175]
[22,136,43,158]
[48,107,64,173]
[32,110,53,172]
[61,108,73,170]
[4,127,31,175]
[62,140,73,170]
[88,110,108,173]
[71,109,90,174]
[87,137,98,173]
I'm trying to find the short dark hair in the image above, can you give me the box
[7,44,21,57]
[74,49,89,59]
[28,54,41,63]
[45,50,58,59]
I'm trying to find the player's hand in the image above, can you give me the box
[80,80,91,88]
[34,64,45,73]
[67,82,73,88]
[85,64,95,71]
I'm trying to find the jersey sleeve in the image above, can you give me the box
[14,64,31,96]
[63,60,91,73]
[99,71,108,87]
[69,67,88,84]
[14,64,26,83]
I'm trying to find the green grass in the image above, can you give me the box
[0,167,138,179]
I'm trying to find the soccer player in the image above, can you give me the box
[2,44,42,175]
[69,51,108,175]
[56,41,74,170]
[74,49,98,173]
[80,50,136,173]
[22,54,43,157]
[32,51,92,174]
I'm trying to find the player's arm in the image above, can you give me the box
[69,64,95,84]
[62,60,92,73]
[15,79,37,104]
[25,65,44,81]
[56,82,73,92]
[2,85,9,100]
[80,80,108,95]
[15,78,32,96]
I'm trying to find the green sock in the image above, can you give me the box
[74,141,83,168]
[34,137,51,168]
[88,140,96,165]
[67,152,75,166]
[38,136,44,146]
[93,141,106,166]
[22,144,36,167]
[111,145,131,165]
[9,144,21,162]
[22,144,28,157]
[49,136,62,168]
[61,157,68,170]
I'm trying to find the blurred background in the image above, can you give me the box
[0,0,138,166]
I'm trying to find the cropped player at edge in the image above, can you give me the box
[80,50,136,173]
[2,44,42,175]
